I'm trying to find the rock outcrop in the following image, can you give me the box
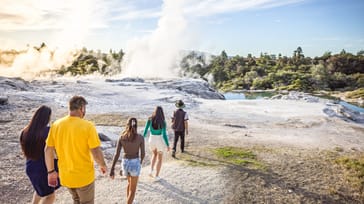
[0,76,30,91]
[0,96,8,105]
[153,79,225,99]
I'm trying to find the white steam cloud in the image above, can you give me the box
[0,0,105,79]
[121,0,189,78]
[0,47,78,79]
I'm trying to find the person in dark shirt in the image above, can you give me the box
[20,105,60,204]
[110,117,145,204]
[171,100,189,158]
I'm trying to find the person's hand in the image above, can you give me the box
[109,169,115,179]
[47,171,58,187]
[100,165,107,175]
[167,146,170,152]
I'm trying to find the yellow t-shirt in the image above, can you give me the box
[46,115,101,188]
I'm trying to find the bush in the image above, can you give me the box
[252,77,273,90]
[346,88,364,99]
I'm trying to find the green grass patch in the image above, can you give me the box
[346,88,364,99]
[177,152,216,167]
[184,158,216,167]
[336,155,364,191]
[213,146,265,170]
[215,147,256,159]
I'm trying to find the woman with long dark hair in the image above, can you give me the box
[20,105,60,204]
[143,106,170,181]
[110,117,145,204]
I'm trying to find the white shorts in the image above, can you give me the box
[148,134,166,152]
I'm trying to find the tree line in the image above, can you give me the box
[58,47,124,76]
[2,44,363,98]
[180,47,364,95]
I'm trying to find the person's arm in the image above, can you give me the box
[184,112,189,135]
[171,111,175,129]
[162,122,170,151]
[142,120,151,137]
[140,136,145,164]
[90,146,107,175]
[184,120,189,135]
[109,139,122,179]
[45,146,58,187]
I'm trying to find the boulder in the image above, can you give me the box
[105,78,145,83]
[0,77,29,91]
[0,96,8,105]
[336,105,364,123]
[271,94,283,100]
[153,79,225,99]
[98,133,111,141]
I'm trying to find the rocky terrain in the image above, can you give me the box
[1,76,363,203]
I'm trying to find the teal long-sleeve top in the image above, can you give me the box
[143,120,169,146]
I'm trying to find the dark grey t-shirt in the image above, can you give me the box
[171,109,188,131]
[118,134,145,160]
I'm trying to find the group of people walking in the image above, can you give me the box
[19,95,189,204]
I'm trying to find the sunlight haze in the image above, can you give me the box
[0,0,363,57]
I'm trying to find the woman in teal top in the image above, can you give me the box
[143,106,170,181]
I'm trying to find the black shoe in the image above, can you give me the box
[172,151,176,158]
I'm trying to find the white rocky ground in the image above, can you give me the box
[1,76,363,203]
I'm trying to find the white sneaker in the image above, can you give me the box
[149,170,154,178]
[154,176,161,182]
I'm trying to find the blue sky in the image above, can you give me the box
[0,0,363,57]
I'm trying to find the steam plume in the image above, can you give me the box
[121,0,189,78]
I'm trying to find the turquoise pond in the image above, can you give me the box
[223,92,364,113]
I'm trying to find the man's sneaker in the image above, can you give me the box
[172,151,176,158]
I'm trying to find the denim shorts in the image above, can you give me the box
[122,158,141,177]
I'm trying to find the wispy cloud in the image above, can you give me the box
[110,8,160,21]
[108,0,304,22]
[274,19,281,23]
[207,17,231,25]
[312,37,342,41]
[183,0,304,17]
[0,0,109,31]
[0,0,304,30]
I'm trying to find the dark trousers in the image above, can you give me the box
[173,131,185,152]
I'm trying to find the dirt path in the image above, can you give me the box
[51,120,364,204]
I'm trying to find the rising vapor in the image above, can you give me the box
[0,0,106,79]
[120,0,189,78]
[0,46,78,79]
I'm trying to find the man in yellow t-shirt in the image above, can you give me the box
[45,95,107,204]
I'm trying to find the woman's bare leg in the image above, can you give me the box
[40,192,55,204]
[150,149,157,173]
[31,192,41,204]
[155,152,163,177]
